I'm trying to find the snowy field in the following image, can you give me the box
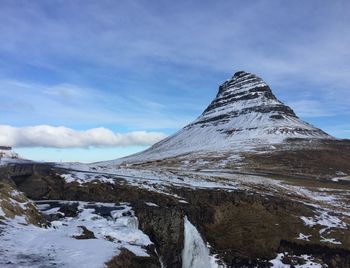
[0,201,152,268]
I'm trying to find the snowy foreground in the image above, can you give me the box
[0,201,152,268]
[58,162,350,265]
[0,199,327,268]
[1,158,350,267]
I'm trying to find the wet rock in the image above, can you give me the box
[43,212,65,222]
[134,202,184,268]
[58,202,79,217]
[6,163,66,200]
[73,226,96,239]
[106,248,160,268]
[173,187,350,267]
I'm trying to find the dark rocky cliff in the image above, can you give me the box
[3,163,350,267]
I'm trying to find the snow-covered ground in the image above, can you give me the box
[2,159,349,267]
[57,162,350,210]
[0,201,153,268]
[55,161,350,250]
[57,163,239,198]
[269,253,323,268]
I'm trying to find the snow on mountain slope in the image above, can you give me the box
[100,71,331,164]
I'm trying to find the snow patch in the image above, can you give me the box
[331,176,350,182]
[296,233,311,241]
[145,202,159,207]
[60,172,115,185]
[0,207,5,217]
[269,253,322,268]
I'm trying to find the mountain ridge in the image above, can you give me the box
[105,71,332,164]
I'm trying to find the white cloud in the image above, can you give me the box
[0,125,167,148]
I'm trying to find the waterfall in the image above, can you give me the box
[115,215,139,229]
[182,216,223,268]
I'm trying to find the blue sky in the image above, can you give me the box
[0,0,349,162]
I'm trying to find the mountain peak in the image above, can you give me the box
[217,71,268,97]
[115,70,332,161]
[206,71,281,117]
[232,70,250,78]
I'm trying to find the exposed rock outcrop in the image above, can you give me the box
[106,248,160,268]
[0,178,46,226]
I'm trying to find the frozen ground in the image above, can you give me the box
[0,201,152,268]
[58,162,350,208]
[55,161,350,248]
[269,253,323,268]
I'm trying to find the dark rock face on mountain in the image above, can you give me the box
[194,71,328,136]
[198,71,297,125]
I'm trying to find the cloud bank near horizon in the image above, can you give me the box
[0,125,167,148]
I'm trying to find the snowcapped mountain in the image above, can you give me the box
[2,71,350,268]
[109,71,332,163]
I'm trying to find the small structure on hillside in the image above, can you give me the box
[0,146,18,159]
[0,146,12,151]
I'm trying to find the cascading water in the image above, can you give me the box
[182,216,223,268]
[115,215,139,229]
